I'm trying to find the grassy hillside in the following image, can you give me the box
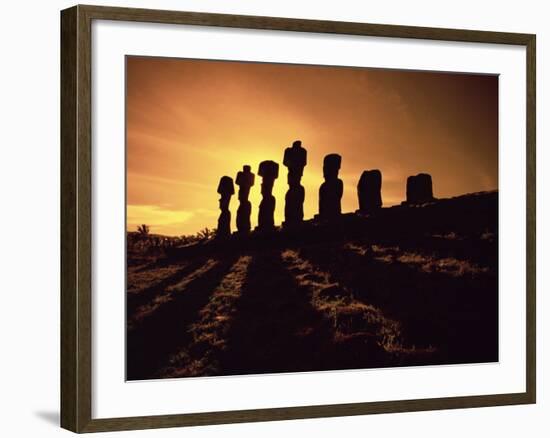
[127,191,498,380]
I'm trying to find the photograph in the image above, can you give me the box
[125,56,499,381]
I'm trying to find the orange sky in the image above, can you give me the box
[126,56,498,236]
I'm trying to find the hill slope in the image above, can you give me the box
[127,191,498,380]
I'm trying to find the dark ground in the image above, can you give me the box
[126,191,498,380]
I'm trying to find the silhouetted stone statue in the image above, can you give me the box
[283,140,307,227]
[357,169,382,214]
[406,173,434,204]
[216,176,234,238]
[235,165,255,234]
[257,160,279,231]
[318,154,343,220]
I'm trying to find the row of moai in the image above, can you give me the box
[216,140,434,237]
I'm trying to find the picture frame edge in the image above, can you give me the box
[80,391,533,433]
[60,4,537,433]
[60,4,80,433]
[525,32,536,405]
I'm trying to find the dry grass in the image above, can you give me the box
[127,191,498,379]
[127,264,182,295]
[345,243,489,277]
[161,256,252,378]
[281,249,406,354]
[131,259,219,324]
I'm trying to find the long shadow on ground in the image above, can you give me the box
[219,250,336,375]
[126,255,211,319]
[299,241,498,365]
[126,253,239,380]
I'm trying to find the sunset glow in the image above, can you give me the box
[126,57,498,236]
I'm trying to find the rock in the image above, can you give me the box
[357,169,382,214]
[283,140,307,186]
[406,173,434,204]
[216,176,234,238]
[257,160,279,231]
[217,175,235,197]
[235,165,255,233]
[236,200,252,234]
[283,140,308,227]
[318,154,343,220]
[284,185,305,226]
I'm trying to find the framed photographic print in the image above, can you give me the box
[60,4,536,433]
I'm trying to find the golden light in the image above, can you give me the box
[127,57,498,236]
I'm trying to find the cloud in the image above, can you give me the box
[127,205,220,236]
[127,205,194,228]
[126,58,498,236]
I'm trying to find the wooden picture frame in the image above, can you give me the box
[61,4,536,433]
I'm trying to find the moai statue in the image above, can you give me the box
[283,140,307,227]
[235,165,255,234]
[216,176,235,238]
[257,160,279,231]
[406,173,434,204]
[357,169,382,214]
[318,154,343,220]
